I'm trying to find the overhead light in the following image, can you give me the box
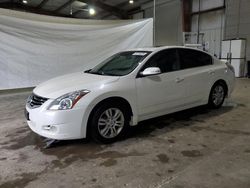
[89,8,96,15]
[22,0,28,4]
[129,0,134,4]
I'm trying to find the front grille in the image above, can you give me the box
[28,94,48,108]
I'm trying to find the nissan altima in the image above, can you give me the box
[25,46,235,143]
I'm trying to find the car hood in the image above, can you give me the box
[33,72,119,99]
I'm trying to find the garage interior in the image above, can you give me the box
[0,0,250,188]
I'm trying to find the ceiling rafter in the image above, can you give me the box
[54,0,75,13]
[72,9,82,16]
[72,9,92,18]
[0,2,72,18]
[36,0,50,9]
[100,0,153,19]
[0,0,136,19]
[76,0,128,19]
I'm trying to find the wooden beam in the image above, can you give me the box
[182,0,192,32]
[36,0,50,9]
[54,0,75,13]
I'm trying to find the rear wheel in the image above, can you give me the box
[90,103,129,144]
[208,82,226,108]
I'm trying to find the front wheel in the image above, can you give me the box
[208,82,226,109]
[90,103,129,144]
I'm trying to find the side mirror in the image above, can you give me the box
[140,67,161,76]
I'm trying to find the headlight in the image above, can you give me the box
[26,95,32,104]
[48,90,90,110]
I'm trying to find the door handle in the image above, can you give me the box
[175,77,184,83]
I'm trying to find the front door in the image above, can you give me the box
[135,49,187,121]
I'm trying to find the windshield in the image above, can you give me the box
[87,51,151,76]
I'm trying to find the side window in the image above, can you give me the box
[141,49,180,74]
[178,49,212,69]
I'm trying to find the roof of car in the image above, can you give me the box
[127,46,200,52]
[125,46,214,57]
[126,46,167,52]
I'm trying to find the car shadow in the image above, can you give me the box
[5,104,234,150]
[47,104,234,147]
[127,105,234,139]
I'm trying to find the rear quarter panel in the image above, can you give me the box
[212,59,235,97]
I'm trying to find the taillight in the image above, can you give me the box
[226,62,235,73]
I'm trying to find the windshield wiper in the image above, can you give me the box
[87,72,104,75]
[103,73,119,76]
[84,69,92,73]
[84,69,104,75]
[84,68,120,76]
[86,71,119,76]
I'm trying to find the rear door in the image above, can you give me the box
[177,48,214,104]
[135,49,188,120]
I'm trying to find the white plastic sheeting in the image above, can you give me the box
[0,9,153,89]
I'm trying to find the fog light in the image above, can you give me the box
[43,125,56,131]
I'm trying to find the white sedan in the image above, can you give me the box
[25,46,235,143]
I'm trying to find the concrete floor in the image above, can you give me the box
[0,79,250,188]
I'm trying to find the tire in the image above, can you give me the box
[208,82,226,109]
[90,102,129,144]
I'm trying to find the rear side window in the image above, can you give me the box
[142,49,180,73]
[178,49,212,69]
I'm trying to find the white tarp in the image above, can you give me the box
[0,9,153,89]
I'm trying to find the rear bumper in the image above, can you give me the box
[227,74,235,98]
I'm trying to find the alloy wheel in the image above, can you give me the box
[97,108,125,139]
[212,85,225,106]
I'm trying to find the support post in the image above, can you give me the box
[153,0,156,47]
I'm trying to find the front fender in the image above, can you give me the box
[79,91,138,138]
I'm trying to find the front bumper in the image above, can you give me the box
[25,100,87,140]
